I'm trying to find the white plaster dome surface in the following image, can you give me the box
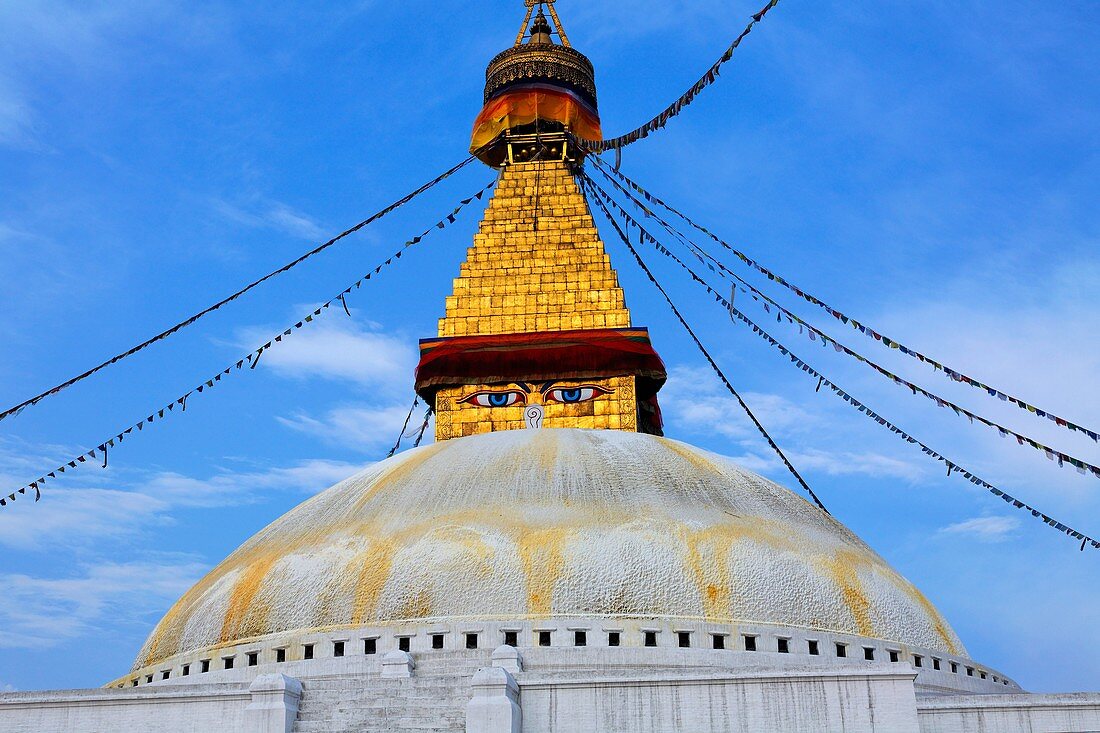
[135,428,964,670]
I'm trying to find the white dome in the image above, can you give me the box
[134,428,964,670]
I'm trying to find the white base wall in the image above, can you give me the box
[2,648,1099,733]
[518,667,920,733]
[0,683,250,733]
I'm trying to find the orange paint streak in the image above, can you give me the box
[893,570,960,655]
[822,550,874,638]
[219,555,277,643]
[660,439,721,475]
[396,588,433,619]
[350,539,396,625]
[139,592,193,668]
[684,529,734,619]
[352,442,450,512]
[519,527,567,615]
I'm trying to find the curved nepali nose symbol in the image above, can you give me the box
[525,404,544,429]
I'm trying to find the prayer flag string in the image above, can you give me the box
[591,0,782,153]
[386,396,420,459]
[586,153,1100,445]
[584,176,830,514]
[585,169,1100,481]
[0,155,480,425]
[0,179,495,510]
[583,172,1097,550]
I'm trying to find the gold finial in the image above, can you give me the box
[514,0,571,48]
[542,2,571,47]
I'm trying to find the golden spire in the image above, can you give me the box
[415,3,667,441]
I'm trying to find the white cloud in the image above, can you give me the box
[940,515,1021,542]
[239,317,417,395]
[265,204,327,240]
[0,454,364,551]
[0,559,207,649]
[139,457,364,509]
[857,262,1100,501]
[0,488,169,552]
[243,316,425,452]
[720,446,923,484]
[661,364,818,441]
[213,198,327,241]
[790,448,924,482]
[661,364,928,485]
[278,403,431,452]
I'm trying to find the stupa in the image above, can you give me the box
[3,3,1098,732]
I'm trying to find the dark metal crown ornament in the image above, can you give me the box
[470,2,603,166]
[483,3,598,108]
[484,44,597,107]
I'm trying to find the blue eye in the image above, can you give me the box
[459,390,526,408]
[559,389,583,403]
[546,385,611,404]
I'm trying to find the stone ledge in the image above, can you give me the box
[918,692,1100,711]
[0,684,249,708]
[518,665,919,691]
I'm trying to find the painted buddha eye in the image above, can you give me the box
[545,385,611,404]
[459,390,527,408]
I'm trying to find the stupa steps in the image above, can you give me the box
[453,270,619,284]
[480,211,593,223]
[459,259,611,269]
[450,281,622,294]
[453,267,620,280]
[295,717,464,733]
[457,261,615,274]
[473,224,599,236]
[446,288,624,303]
[461,246,610,258]
[477,218,596,230]
[460,246,611,260]
[293,668,475,733]
[445,302,626,316]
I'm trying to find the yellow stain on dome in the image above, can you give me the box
[220,555,277,644]
[349,539,397,625]
[530,428,562,481]
[396,589,434,619]
[822,549,874,638]
[140,586,199,668]
[684,528,735,619]
[661,438,723,476]
[428,524,500,579]
[681,519,805,621]
[352,441,451,512]
[896,569,960,655]
[519,526,568,615]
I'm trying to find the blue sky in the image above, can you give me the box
[0,0,1097,693]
